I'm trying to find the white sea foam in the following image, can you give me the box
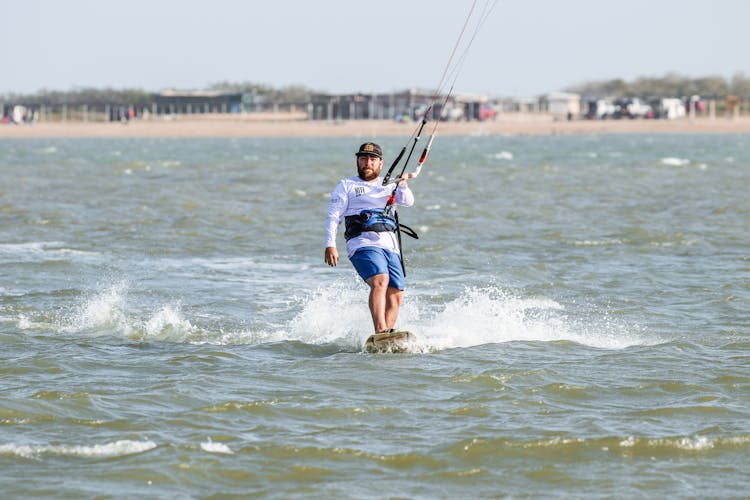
[136,304,196,341]
[17,315,36,329]
[418,287,650,351]
[0,440,156,459]
[64,282,133,336]
[59,283,195,342]
[285,280,371,347]
[143,305,196,341]
[617,435,747,451]
[619,436,636,447]
[674,436,714,450]
[200,438,234,454]
[570,239,623,247]
[282,282,650,352]
[52,279,650,351]
[493,151,514,160]
[0,241,64,255]
[0,241,98,261]
[660,157,690,166]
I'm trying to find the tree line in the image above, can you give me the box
[566,72,750,99]
[3,73,749,106]
[0,82,318,106]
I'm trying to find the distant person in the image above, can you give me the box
[324,142,415,334]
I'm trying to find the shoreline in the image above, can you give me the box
[2,116,750,138]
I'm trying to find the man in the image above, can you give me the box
[324,142,415,334]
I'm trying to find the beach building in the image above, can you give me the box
[544,92,581,119]
[307,89,494,122]
[154,89,243,115]
[499,96,541,113]
[308,89,436,121]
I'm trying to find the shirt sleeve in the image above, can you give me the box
[395,183,415,207]
[325,181,348,248]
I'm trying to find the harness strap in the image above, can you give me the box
[398,223,419,239]
[344,209,419,241]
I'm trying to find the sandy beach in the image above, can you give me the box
[2,114,750,138]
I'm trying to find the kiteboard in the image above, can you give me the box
[364,330,416,353]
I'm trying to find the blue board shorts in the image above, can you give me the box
[350,247,405,290]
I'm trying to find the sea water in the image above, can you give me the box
[1,133,748,498]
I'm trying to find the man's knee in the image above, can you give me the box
[367,273,389,289]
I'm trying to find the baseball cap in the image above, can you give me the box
[355,142,383,158]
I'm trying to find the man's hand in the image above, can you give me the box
[324,247,339,267]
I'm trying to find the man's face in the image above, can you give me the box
[357,154,383,181]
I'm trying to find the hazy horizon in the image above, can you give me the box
[4,0,749,97]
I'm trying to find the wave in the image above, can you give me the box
[281,283,653,352]
[15,282,199,343]
[660,157,690,166]
[447,434,750,459]
[0,438,235,459]
[0,241,99,262]
[200,438,234,455]
[490,151,514,161]
[0,439,156,459]
[3,433,745,462]
[13,281,654,352]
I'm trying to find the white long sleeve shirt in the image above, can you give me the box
[325,176,414,258]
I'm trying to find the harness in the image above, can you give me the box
[344,209,418,241]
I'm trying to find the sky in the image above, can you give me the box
[3,0,749,97]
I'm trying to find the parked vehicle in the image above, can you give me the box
[478,103,497,120]
[613,98,652,119]
[651,98,686,119]
[584,99,616,119]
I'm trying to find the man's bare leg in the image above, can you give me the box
[384,286,403,330]
[366,274,390,332]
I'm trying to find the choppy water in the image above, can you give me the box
[1,133,749,498]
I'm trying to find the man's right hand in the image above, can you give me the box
[324,247,339,267]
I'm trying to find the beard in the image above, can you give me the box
[357,164,381,181]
